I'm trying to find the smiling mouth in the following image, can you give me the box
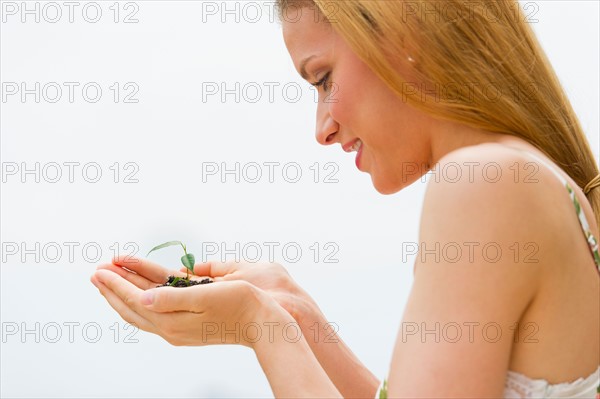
[341,138,364,170]
[349,139,362,152]
[343,138,363,153]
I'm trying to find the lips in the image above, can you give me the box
[342,138,361,153]
[341,139,364,169]
[355,142,363,170]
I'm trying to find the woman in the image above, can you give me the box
[91,1,600,397]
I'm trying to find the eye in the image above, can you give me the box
[311,72,331,91]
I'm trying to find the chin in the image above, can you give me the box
[370,175,405,195]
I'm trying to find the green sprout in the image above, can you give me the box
[146,241,195,286]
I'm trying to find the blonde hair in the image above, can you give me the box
[277,0,600,229]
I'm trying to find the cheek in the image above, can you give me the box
[328,70,376,133]
[327,77,354,125]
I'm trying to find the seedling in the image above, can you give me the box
[146,240,212,288]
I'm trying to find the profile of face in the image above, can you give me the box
[282,6,454,194]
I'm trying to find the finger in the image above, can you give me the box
[90,274,155,333]
[189,260,245,278]
[97,263,159,290]
[111,256,172,283]
[104,262,190,287]
[93,269,151,316]
[142,280,248,313]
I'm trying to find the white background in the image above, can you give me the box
[1,1,598,397]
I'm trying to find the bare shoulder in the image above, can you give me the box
[417,142,559,306]
[424,142,554,205]
[421,142,562,246]
[389,142,598,396]
[388,143,563,396]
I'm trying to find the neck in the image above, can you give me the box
[429,122,520,168]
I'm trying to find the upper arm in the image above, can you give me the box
[388,147,546,397]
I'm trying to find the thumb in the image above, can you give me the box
[141,280,247,312]
[141,286,207,312]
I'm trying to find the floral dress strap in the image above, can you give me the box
[514,150,600,398]
[375,379,387,399]
[513,149,600,273]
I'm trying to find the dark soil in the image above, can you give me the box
[157,275,214,288]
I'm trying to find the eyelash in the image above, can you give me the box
[312,72,331,91]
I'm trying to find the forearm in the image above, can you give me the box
[253,305,342,398]
[295,295,381,399]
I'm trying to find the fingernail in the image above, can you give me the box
[141,290,154,306]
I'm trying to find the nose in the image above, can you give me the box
[315,101,339,146]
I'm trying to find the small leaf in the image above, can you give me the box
[181,253,195,272]
[169,277,181,286]
[146,241,184,257]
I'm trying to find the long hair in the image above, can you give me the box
[277,0,600,228]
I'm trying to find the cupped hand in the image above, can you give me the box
[96,255,206,290]
[180,261,318,323]
[90,268,280,347]
[99,256,317,324]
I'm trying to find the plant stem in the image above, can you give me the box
[181,243,190,280]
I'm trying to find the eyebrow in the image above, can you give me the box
[299,55,317,81]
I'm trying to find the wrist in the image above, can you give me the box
[294,294,320,327]
[250,291,298,350]
[285,283,322,327]
[288,290,335,347]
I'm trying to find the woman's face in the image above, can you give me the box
[282,6,455,194]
